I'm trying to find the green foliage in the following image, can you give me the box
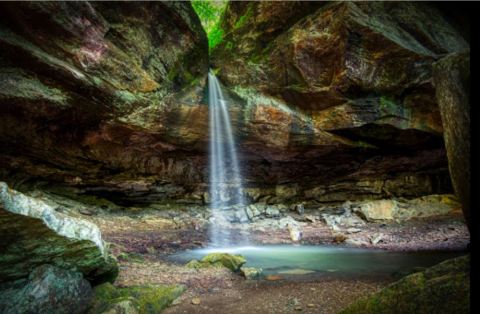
[234,4,254,29]
[208,24,225,50]
[191,0,227,51]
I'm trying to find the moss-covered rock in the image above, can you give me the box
[186,253,247,272]
[201,253,247,271]
[90,282,185,314]
[340,255,470,314]
[0,182,118,284]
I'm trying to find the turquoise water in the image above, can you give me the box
[169,245,463,278]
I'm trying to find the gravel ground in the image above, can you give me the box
[163,276,388,314]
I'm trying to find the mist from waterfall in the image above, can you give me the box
[208,71,247,247]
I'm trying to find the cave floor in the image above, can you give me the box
[76,206,468,314]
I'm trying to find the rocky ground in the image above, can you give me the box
[1,185,470,313]
[58,193,467,313]
[76,196,469,254]
[164,277,388,314]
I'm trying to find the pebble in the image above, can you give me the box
[307,304,315,308]
[346,228,362,234]
[191,297,201,305]
[294,306,303,311]
[265,274,283,281]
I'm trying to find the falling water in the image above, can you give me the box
[208,71,247,247]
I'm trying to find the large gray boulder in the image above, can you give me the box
[0,264,94,314]
[0,182,117,284]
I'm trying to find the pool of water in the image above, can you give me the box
[169,245,463,279]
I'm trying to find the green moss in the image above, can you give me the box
[121,285,185,313]
[94,282,119,301]
[186,253,247,272]
[233,5,254,30]
[118,252,145,263]
[380,96,398,112]
[208,24,225,51]
[341,255,470,314]
[201,253,247,271]
[185,259,225,270]
[91,283,185,314]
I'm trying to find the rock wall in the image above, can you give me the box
[0,1,210,200]
[433,52,470,229]
[210,1,469,203]
[0,1,470,205]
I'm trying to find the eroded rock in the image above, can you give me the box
[0,182,117,284]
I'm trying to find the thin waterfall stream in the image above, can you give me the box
[208,71,248,247]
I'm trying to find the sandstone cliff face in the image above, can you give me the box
[0,1,470,205]
[209,1,469,202]
[0,1,210,201]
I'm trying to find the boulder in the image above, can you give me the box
[186,253,246,272]
[290,203,305,215]
[354,200,397,221]
[200,253,247,272]
[240,267,262,280]
[433,52,470,229]
[265,206,281,218]
[341,255,470,314]
[0,264,94,314]
[353,194,460,222]
[288,225,303,242]
[0,182,117,284]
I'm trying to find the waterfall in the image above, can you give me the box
[208,71,247,247]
